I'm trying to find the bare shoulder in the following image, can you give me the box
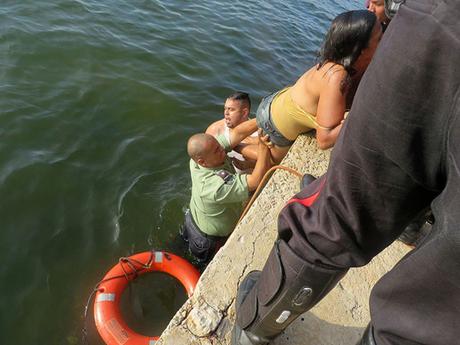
[295,63,346,94]
[205,119,225,136]
[319,63,347,85]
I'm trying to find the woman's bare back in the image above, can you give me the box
[290,62,347,117]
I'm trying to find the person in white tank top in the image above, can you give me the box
[206,92,257,173]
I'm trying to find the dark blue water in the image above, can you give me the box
[0,1,360,344]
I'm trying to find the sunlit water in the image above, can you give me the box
[0,1,360,344]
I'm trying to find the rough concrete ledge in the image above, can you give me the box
[157,133,410,345]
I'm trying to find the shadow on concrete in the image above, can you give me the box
[273,312,365,345]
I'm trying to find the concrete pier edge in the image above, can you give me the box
[157,133,410,345]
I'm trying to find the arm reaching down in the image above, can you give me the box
[227,119,258,149]
[246,129,272,191]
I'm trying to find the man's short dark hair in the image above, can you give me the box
[228,91,251,110]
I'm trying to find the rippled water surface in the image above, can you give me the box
[0,0,359,343]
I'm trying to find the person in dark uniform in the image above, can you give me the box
[365,0,434,246]
[184,120,272,263]
[232,0,460,344]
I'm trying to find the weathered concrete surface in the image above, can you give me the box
[157,133,410,345]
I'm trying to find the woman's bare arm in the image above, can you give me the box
[315,69,348,149]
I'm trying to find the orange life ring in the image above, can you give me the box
[94,251,200,345]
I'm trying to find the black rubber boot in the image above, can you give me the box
[231,239,347,345]
[299,173,316,190]
[356,324,377,345]
[232,271,265,345]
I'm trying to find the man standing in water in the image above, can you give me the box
[232,0,460,344]
[206,92,257,171]
[184,119,271,263]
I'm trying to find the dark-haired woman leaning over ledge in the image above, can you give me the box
[258,10,382,163]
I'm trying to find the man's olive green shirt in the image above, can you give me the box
[189,135,249,237]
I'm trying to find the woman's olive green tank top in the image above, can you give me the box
[271,87,330,141]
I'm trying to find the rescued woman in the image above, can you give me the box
[257,10,382,163]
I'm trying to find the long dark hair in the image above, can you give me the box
[318,10,376,88]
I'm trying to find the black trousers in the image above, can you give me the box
[238,1,460,344]
[182,211,227,263]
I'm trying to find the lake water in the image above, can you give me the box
[0,1,360,344]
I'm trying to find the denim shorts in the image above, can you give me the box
[256,92,294,147]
